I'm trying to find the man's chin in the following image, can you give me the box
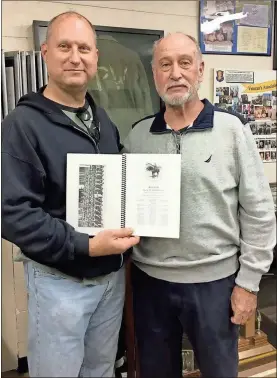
[163,95,191,107]
[64,79,88,89]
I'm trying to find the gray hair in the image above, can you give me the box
[45,11,97,44]
[151,32,202,66]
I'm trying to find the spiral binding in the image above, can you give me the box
[121,154,127,228]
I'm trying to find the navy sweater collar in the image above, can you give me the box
[150,99,214,133]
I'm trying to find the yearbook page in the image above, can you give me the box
[124,154,181,238]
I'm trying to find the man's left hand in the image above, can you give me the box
[230,285,257,325]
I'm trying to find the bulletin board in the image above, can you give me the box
[199,0,273,56]
[213,68,276,183]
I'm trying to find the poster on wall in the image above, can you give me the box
[199,0,273,56]
[213,69,276,163]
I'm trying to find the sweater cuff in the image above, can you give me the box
[74,232,89,256]
[235,265,263,292]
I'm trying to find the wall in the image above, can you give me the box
[2,0,276,182]
[2,0,275,102]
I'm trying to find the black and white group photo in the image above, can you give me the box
[250,120,276,163]
[250,121,276,136]
[78,164,105,228]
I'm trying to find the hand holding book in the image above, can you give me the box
[89,228,140,257]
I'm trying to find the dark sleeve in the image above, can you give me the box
[1,117,89,265]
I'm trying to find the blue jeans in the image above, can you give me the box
[24,261,125,377]
[132,264,239,378]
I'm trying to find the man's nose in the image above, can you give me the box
[69,48,81,65]
[170,63,182,80]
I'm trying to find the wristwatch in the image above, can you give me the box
[237,284,258,295]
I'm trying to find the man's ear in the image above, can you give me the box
[41,42,47,62]
[152,65,157,83]
[198,60,205,83]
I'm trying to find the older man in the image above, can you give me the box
[1,11,139,377]
[123,33,276,378]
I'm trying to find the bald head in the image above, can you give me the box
[151,32,204,107]
[46,11,96,44]
[41,11,99,93]
[152,33,202,66]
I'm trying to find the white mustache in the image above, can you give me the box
[166,83,190,90]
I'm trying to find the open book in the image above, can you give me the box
[66,153,181,238]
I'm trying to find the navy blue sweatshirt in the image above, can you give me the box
[1,89,123,279]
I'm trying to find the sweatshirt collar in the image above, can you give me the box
[36,86,97,116]
[150,98,214,133]
[17,86,99,128]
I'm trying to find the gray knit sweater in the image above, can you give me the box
[123,100,276,292]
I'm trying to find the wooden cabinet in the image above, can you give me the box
[2,239,28,372]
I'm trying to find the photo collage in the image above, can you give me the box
[214,69,277,163]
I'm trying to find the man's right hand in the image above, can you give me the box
[89,228,140,257]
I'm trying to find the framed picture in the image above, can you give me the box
[32,21,163,140]
[87,25,163,140]
[32,20,49,50]
[199,0,273,56]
